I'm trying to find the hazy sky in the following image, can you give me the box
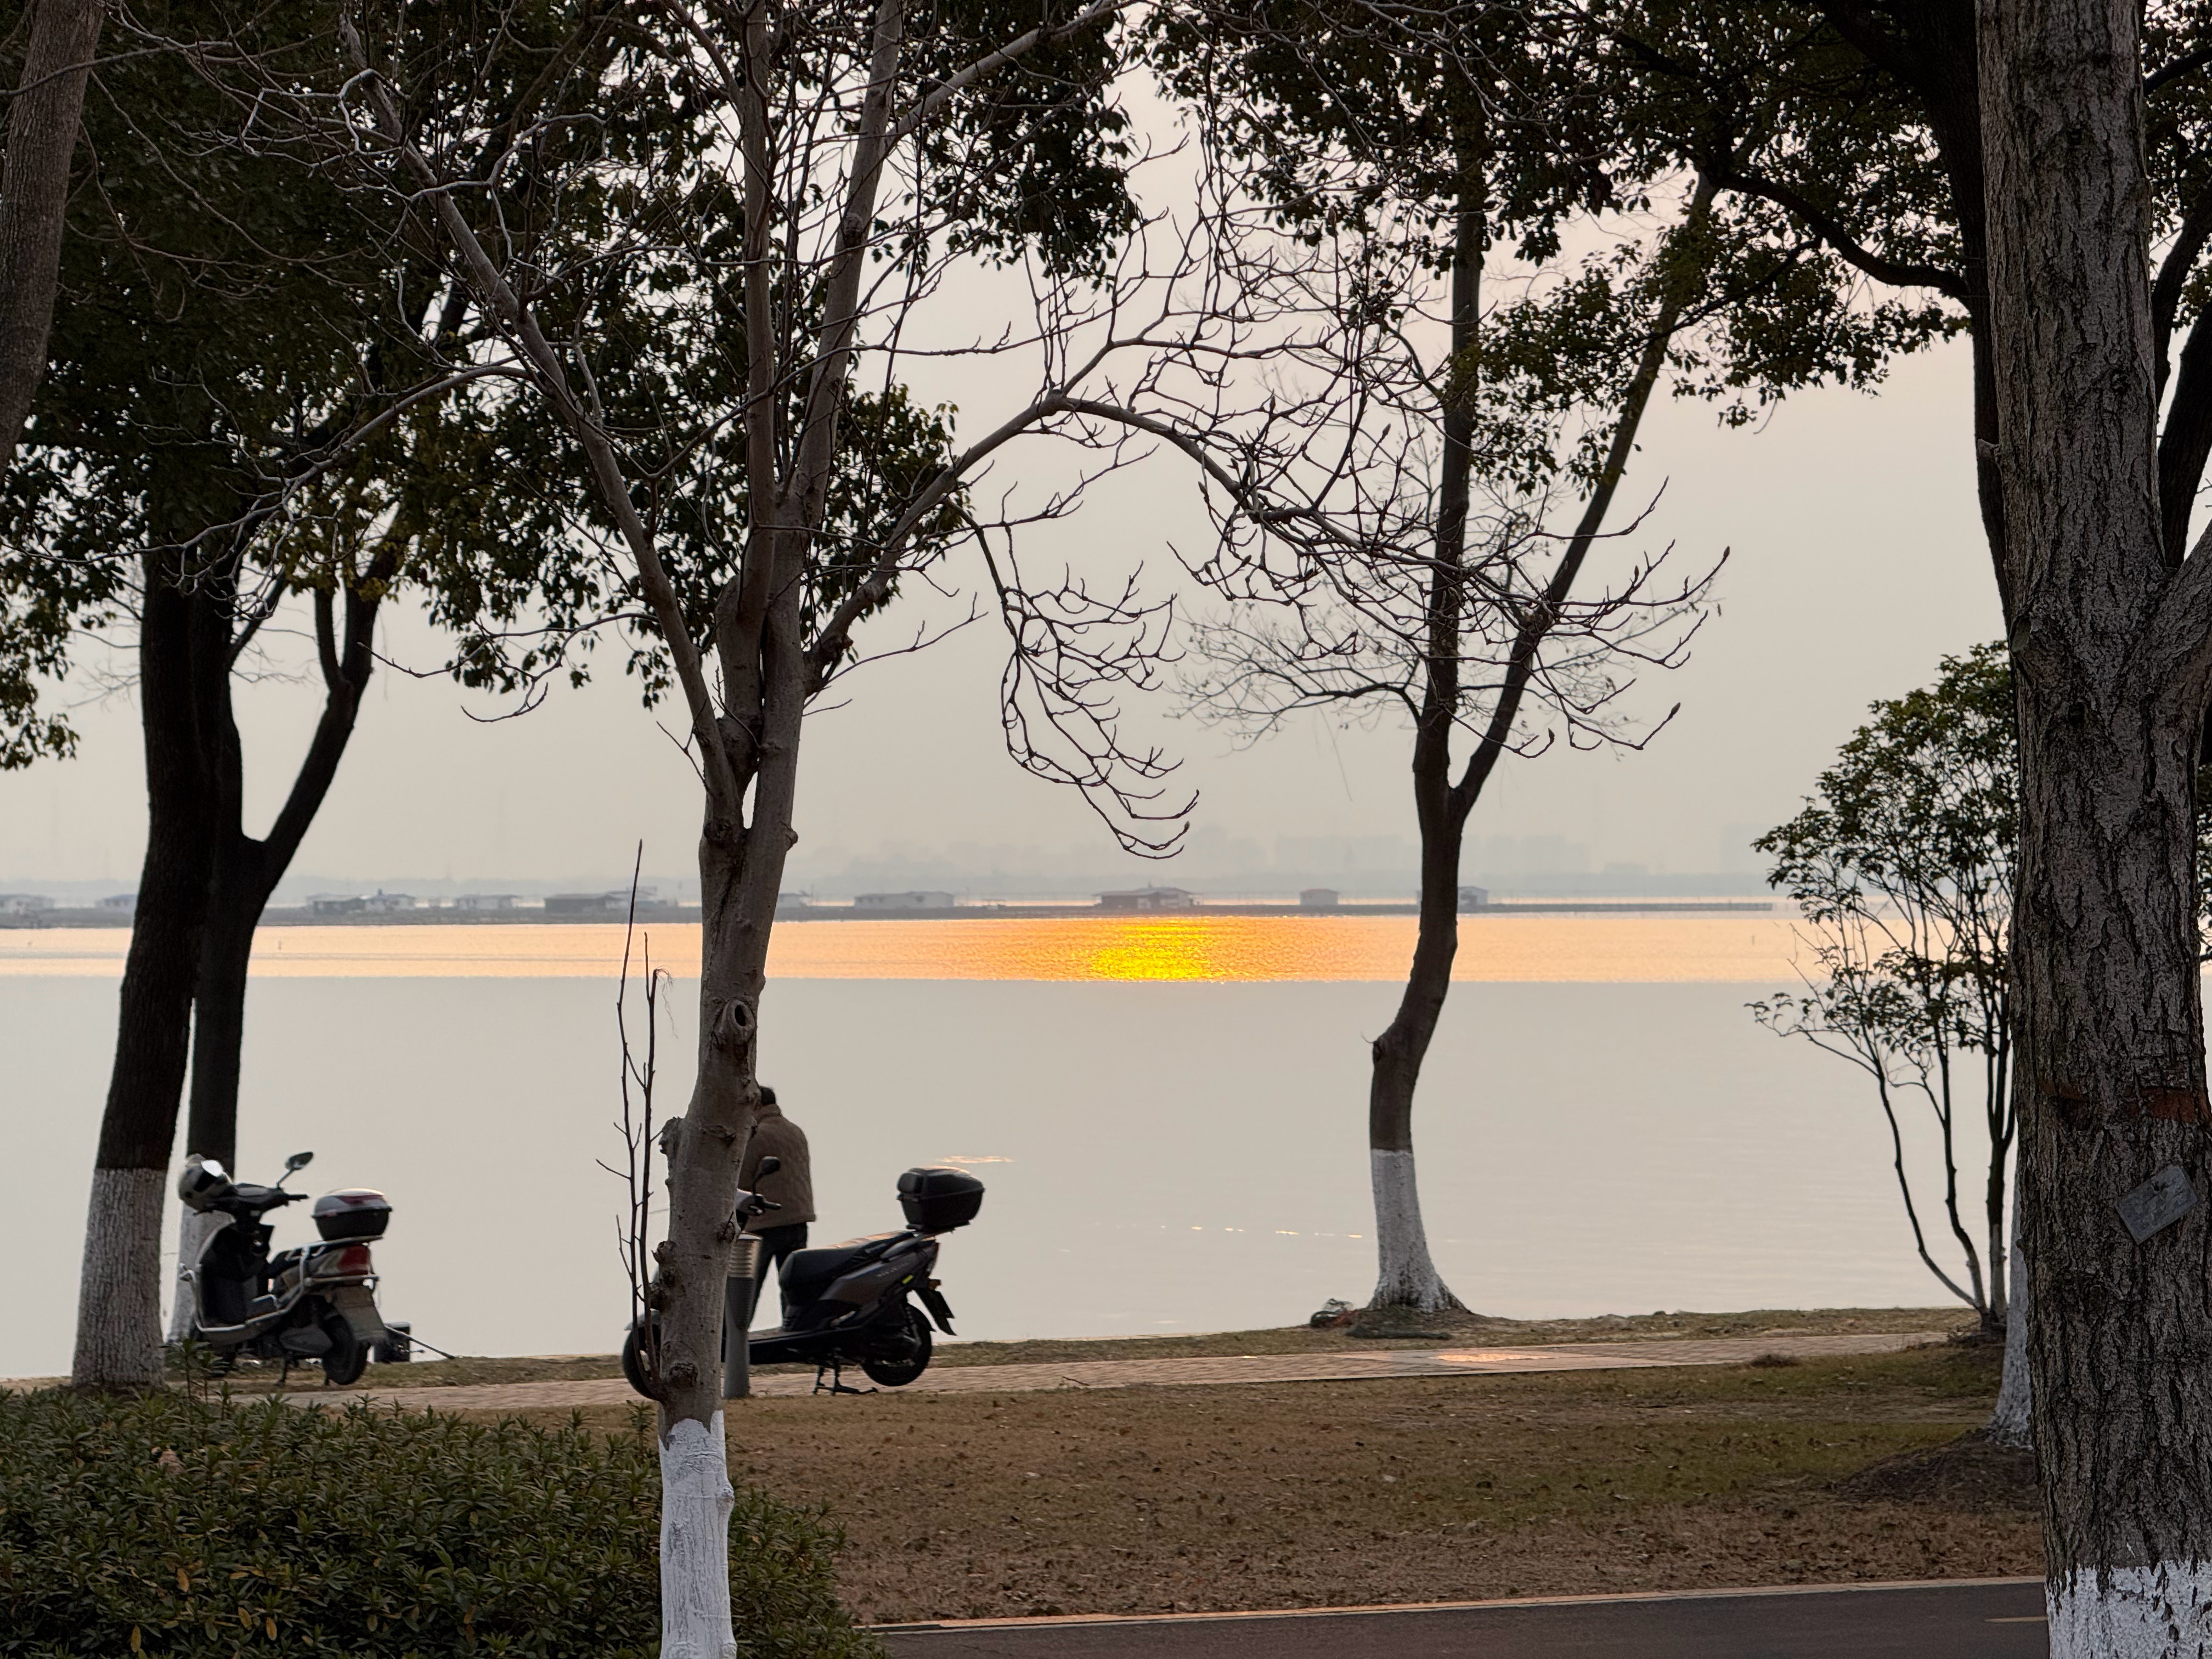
[0,329,2001,890]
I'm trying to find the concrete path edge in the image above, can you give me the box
[873,1576,2048,1633]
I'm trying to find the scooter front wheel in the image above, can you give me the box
[860,1305,933,1387]
[620,1316,654,1398]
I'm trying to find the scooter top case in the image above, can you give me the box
[896,1166,984,1233]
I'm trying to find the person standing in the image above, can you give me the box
[740,1087,814,1293]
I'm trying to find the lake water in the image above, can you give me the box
[0,917,1977,1379]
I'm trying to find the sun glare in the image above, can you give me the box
[0,913,1807,983]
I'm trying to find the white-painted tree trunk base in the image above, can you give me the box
[1989,1227,2032,1448]
[167,1206,221,1342]
[661,1410,737,1659]
[1369,1148,1459,1312]
[72,1167,167,1389]
[2050,1563,2212,1657]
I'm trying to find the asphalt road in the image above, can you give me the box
[878,1579,2049,1658]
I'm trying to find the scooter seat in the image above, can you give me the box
[778,1235,894,1302]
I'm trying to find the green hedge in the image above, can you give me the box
[0,1389,880,1658]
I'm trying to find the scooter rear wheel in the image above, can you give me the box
[860,1305,932,1387]
[320,1315,367,1387]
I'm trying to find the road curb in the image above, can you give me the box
[871,1575,2047,1632]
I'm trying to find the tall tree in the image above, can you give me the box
[311,2,1203,1644]
[18,1,613,1386]
[0,0,105,471]
[1756,645,2017,1338]
[1980,0,2212,1646]
[1611,2,2212,1623]
[1156,0,1923,1315]
[0,0,115,771]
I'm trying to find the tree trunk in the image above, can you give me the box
[1367,812,1470,1312]
[652,550,808,1657]
[72,557,218,1389]
[1990,1165,2032,1447]
[187,844,259,1167]
[1980,0,2212,1643]
[168,861,256,1342]
[1362,134,1481,1319]
[0,0,104,473]
[1983,1091,2008,1339]
[653,818,755,1659]
[173,579,379,1329]
[2011,668,2211,1649]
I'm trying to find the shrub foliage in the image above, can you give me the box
[0,1388,879,1658]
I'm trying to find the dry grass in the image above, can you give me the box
[538,1338,2039,1624]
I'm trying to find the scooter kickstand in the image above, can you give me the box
[814,1359,876,1397]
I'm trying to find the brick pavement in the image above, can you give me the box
[294,1330,1944,1414]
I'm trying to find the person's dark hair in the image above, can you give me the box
[759,1086,777,1108]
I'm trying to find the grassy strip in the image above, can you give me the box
[504,1341,2036,1624]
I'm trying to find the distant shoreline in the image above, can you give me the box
[2,897,1774,929]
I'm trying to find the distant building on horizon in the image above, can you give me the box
[854,890,955,910]
[1097,885,1195,913]
[99,892,136,911]
[1456,885,1491,911]
[545,892,621,916]
[309,894,367,916]
[453,893,518,912]
[545,889,655,916]
[0,893,51,916]
[362,890,415,914]
[1299,888,1340,910]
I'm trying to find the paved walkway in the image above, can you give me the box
[298,1331,1943,1413]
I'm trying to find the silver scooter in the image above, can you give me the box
[176,1151,393,1384]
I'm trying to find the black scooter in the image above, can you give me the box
[176,1150,394,1385]
[622,1164,983,1395]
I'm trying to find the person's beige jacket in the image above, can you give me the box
[739,1104,815,1230]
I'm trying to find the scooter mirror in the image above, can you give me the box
[755,1156,781,1178]
[200,1159,228,1183]
[284,1151,314,1172]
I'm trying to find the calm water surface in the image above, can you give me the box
[0,917,1970,1379]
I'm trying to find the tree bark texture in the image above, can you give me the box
[1980,0,2212,1646]
[0,0,103,472]
[72,1167,166,1386]
[659,1410,738,1659]
[71,555,222,1388]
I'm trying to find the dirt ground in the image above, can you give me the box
[547,1338,2039,1624]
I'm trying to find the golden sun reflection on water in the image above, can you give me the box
[0,913,1806,983]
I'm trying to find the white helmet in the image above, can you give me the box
[176,1155,233,1211]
